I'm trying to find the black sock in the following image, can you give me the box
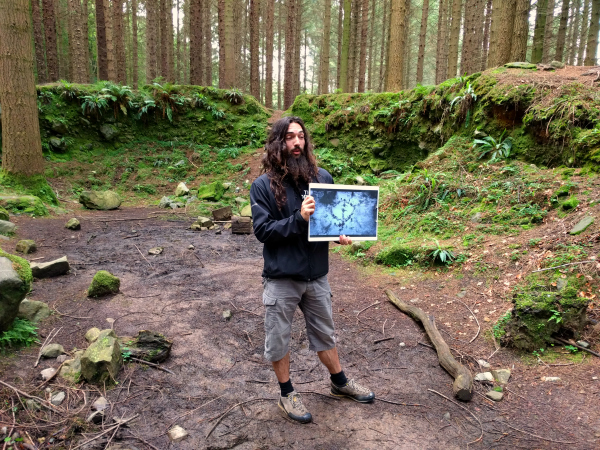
[279,379,294,397]
[330,370,348,387]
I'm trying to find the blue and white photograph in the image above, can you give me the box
[309,184,379,241]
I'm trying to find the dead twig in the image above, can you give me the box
[428,389,483,447]
[244,330,254,347]
[206,398,274,438]
[356,301,381,321]
[457,299,480,344]
[0,380,62,413]
[129,357,175,374]
[553,337,600,357]
[377,397,428,407]
[2,399,16,450]
[34,327,62,368]
[373,337,395,344]
[133,243,153,268]
[71,414,138,450]
[126,431,162,450]
[493,419,577,444]
[531,260,595,273]
[53,308,91,320]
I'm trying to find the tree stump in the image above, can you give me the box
[231,216,252,234]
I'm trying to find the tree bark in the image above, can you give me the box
[510,0,530,61]
[386,0,407,91]
[578,0,591,65]
[104,0,116,80]
[68,0,88,83]
[416,0,429,83]
[319,0,332,94]
[147,0,158,82]
[480,0,492,70]
[448,0,463,78]
[379,0,388,90]
[435,0,449,83]
[277,0,282,108]
[336,0,343,89]
[218,0,235,87]
[190,0,202,84]
[293,0,302,98]
[31,0,47,83]
[555,0,571,61]
[460,0,474,75]
[347,0,358,92]
[43,0,59,81]
[386,290,473,401]
[265,0,274,106]
[132,0,138,87]
[250,0,260,97]
[531,0,548,63]
[542,0,555,62]
[284,0,295,106]
[339,0,351,91]
[0,0,45,176]
[584,0,600,65]
[568,0,582,65]
[203,0,212,85]
[493,0,516,66]
[357,0,368,92]
[113,0,126,83]
[367,0,375,90]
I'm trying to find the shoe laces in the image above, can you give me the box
[347,379,370,394]
[289,393,308,413]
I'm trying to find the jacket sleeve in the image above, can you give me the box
[250,179,308,244]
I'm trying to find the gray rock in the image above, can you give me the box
[355,176,367,185]
[41,343,65,358]
[470,212,483,223]
[17,299,51,322]
[25,399,41,411]
[477,359,491,368]
[168,425,188,443]
[399,342,406,347]
[223,182,232,190]
[197,216,214,227]
[235,197,248,208]
[56,355,68,363]
[175,182,189,197]
[30,256,70,278]
[505,62,537,69]
[542,376,561,382]
[222,310,232,320]
[0,219,16,235]
[65,218,81,230]
[79,191,121,210]
[351,242,365,252]
[159,196,172,208]
[486,391,504,402]
[81,329,122,383]
[475,372,494,382]
[99,124,119,141]
[550,60,565,69]
[51,120,68,135]
[443,412,451,420]
[85,327,101,343]
[40,367,57,381]
[456,290,467,298]
[491,369,511,384]
[50,391,65,406]
[241,205,252,218]
[576,340,590,349]
[570,216,594,235]
[92,396,109,411]
[49,137,66,152]
[148,247,163,255]
[212,206,232,221]
[15,240,36,254]
[0,254,31,332]
[59,351,83,383]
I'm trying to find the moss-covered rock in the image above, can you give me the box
[0,207,9,221]
[79,190,122,210]
[118,330,172,363]
[17,299,51,323]
[0,249,32,332]
[81,329,122,383]
[197,181,225,201]
[88,270,120,297]
[59,350,83,383]
[15,240,36,254]
[561,195,579,211]
[0,195,48,216]
[65,218,81,230]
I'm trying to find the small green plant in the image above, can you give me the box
[58,79,80,101]
[225,88,244,104]
[492,386,503,392]
[121,347,132,361]
[493,311,511,339]
[548,309,563,324]
[81,93,109,119]
[450,81,477,126]
[528,238,541,247]
[474,130,513,162]
[191,92,210,109]
[0,319,38,349]
[135,98,157,120]
[100,82,134,116]
[429,240,455,264]
[218,147,241,159]
[532,348,545,358]
[564,345,578,353]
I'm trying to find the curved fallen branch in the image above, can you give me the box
[385,289,473,401]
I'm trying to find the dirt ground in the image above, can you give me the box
[1,205,598,450]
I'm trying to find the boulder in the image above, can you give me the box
[550,60,565,69]
[235,197,248,209]
[0,207,9,221]
[30,256,70,278]
[40,368,57,381]
[88,270,120,297]
[474,372,494,382]
[175,182,189,197]
[505,62,537,69]
[85,327,102,343]
[196,216,214,227]
[99,124,119,141]
[65,218,81,230]
[212,206,232,221]
[197,181,225,201]
[369,158,388,173]
[570,216,594,235]
[59,350,83,383]
[51,120,68,135]
[49,137,67,152]
[17,299,51,323]
[0,250,32,332]
[79,191,122,210]
[15,240,36,254]
[118,330,172,363]
[241,204,252,218]
[491,369,511,385]
[0,220,16,235]
[41,343,65,358]
[81,329,123,383]
[0,195,48,216]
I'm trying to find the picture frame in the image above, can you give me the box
[308,183,379,242]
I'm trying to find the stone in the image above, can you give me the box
[85,327,102,343]
[470,212,483,223]
[17,299,51,322]
[542,376,561,382]
[51,392,66,406]
[65,218,81,230]
[15,240,36,254]
[40,368,57,381]
[0,195,47,216]
[88,270,120,297]
[0,220,16,235]
[196,216,214,227]
[241,204,252,218]
[223,310,232,320]
[0,252,32,332]
[51,120,68,135]
[329,138,340,147]
[49,137,66,152]
[505,62,537,69]
[81,329,123,383]
[474,372,494,382]
[168,425,188,443]
[477,359,491,368]
[351,242,365,252]
[117,330,172,363]
[99,124,119,141]
[570,216,594,235]
[175,182,189,197]
[550,60,565,69]
[443,412,450,420]
[159,196,172,208]
[92,396,109,411]
[197,181,225,201]
[486,391,504,402]
[232,216,252,234]
[399,342,406,347]
[235,197,248,208]
[576,340,590,349]
[456,290,467,298]
[59,351,83,383]
[87,410,105,424]
[30,256,70,278]
[25,400,41,411]
[79,191,122,210]
[355,176,367,185]
[491,369,511,384]
[223,182,232,190]
[41,343,65,358]
[369,158,388,173]
[0,207,9,221]
[148,247,163,255]
[56,355,68,363]
[212,206,232,221]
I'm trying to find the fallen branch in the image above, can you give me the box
[553,337,600,357]
[0,380,62,413]
[456,300,480,344]
[34,327,62,368]
[386,290,473,401]
[53,308,91,320]
[129,357,175,374]
[428,389,482,446]
[133,244,153,268]
[71,414,138,450]
[206,398,273,438]
[493,419,577,445]
[531,260,595,273]
[374,337,395,344]
[126,431,162,450]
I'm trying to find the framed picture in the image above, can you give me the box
[308,183,379,242]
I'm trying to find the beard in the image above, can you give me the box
[285,147,313,185]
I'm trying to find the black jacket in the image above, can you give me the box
[250,168,334,281]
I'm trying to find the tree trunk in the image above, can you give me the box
[435,0,448,83]
[367,0,375,90]
[510,0,530,61]
[104,0,116,80]
[415,0,429,83]
[448,0,463,78]
[203,0,212,85]
[386,0,407,91]
[159,0,168,79]
[113,0,126,83]
[32,0,47,83]
[378,0,388,90]
[555,0,571,61]
[584,0,600,65]
[357,0,368,92]
[0,0,45,176]
[167,0,175,81]
[250,0,259,97]
[190,0,202,84]
[568,0,582,65]
[460,0,474,75]
[303,28,307,93]
[293,0,302,98]
[491,0,516,66]
[82,0,90,81]
[43,0,59,81]
[132,0,138,87]
[265,0,274,105]
[147,0,158,82]
[68,0,88,83]
[578,0,591,64]
[531,0,548,63]
[481,0,492,70]
[401,0,411,89]
[284,0,295,106]
[542,0,555,62]
[348,0,358,92]
[319,0,332,94]
[339,0,351,91]
[218,0,235,87]
[336,0,343,89]
[277,0,282,108]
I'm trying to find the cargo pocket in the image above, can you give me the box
[262,292,277,306]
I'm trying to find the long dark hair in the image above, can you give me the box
[262,116,319,209]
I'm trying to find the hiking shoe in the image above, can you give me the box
[330,379,375,403]
[278,391,312,423]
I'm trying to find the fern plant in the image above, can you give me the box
[81,94,109,119]
[58,79,80,101]
[474,130,513,162]
[0,319,38,349]
[429,240,455,264]
[225,88,244,104]
[151,83,186,122]
[450,81,477,126]
[100,82,134,117]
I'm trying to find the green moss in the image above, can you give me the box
[0,206,9,221]
[561,195,579,210]
[0,172,57,206]
[87,270,120,297]
[0,248,32,294]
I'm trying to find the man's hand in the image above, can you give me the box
[339,235,352,245]
[301,196,315,222]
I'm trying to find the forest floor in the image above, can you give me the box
[1,203,599,450]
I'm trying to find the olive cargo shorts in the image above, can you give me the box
[262,276,336,362]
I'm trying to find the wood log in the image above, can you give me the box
[231,216,252,234]
[385,289,473,401]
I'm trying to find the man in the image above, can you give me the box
[250,116,374,424]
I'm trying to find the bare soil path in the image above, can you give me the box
[1,208,598,449]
